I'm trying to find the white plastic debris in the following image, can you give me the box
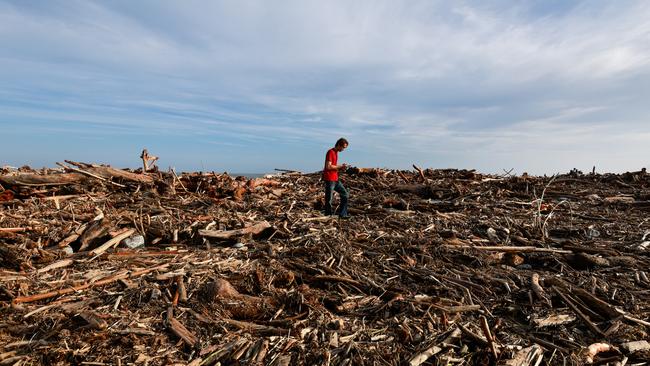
[586,225,600,239]
[487,227,499,243]
[123,235,145,249]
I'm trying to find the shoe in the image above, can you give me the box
[339,215,351,219]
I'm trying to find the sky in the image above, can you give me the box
[1,0,649,175]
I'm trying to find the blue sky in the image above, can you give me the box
[1,1,649,174]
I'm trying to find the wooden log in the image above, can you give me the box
[66,160,154,184]
[12,263,169,304]
[56,162,126,188]
[444,245,573,254]
[0,173,85,186]
[198,221,271,240]
[167,308,198,348]
[78,219,111,252]
[89,228,136,257]
[0,162,154,187]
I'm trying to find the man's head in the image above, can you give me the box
[334,138,348,152]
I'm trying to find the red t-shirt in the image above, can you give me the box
[323,148,338,181]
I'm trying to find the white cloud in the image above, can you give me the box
[1,0,649,173]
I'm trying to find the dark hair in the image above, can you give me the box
[335,138,348,147]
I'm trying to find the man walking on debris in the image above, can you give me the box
[323,138,350,218]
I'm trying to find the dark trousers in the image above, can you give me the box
[324,180,349,217]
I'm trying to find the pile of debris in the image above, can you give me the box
[1,161,649,365]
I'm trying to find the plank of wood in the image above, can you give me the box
[532,314,576,328]
[198,221,271,239]
[89,228,136,257]
[444,245,573,254]
[167,308,198,347]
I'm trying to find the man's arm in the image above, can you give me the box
[325,160,347,171]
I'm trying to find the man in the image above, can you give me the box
[323,138,349,218]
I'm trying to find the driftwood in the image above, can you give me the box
[502,344,543,366]
[444,245,573,254]
[140,149,158,172]
[12,263,169,304]
[71,162,154,184]
[56,162,127,188]
[532,314,576,328]
[0,173,84,186]
[89,228,136,257]
[167,308,199,348]
[580,343,612,364]
[553,286,604,336]
[530,273,550,306]
[198,221,272,240]
[77,219,111,252]
[0,161,153,187]
[1,163,649,365]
